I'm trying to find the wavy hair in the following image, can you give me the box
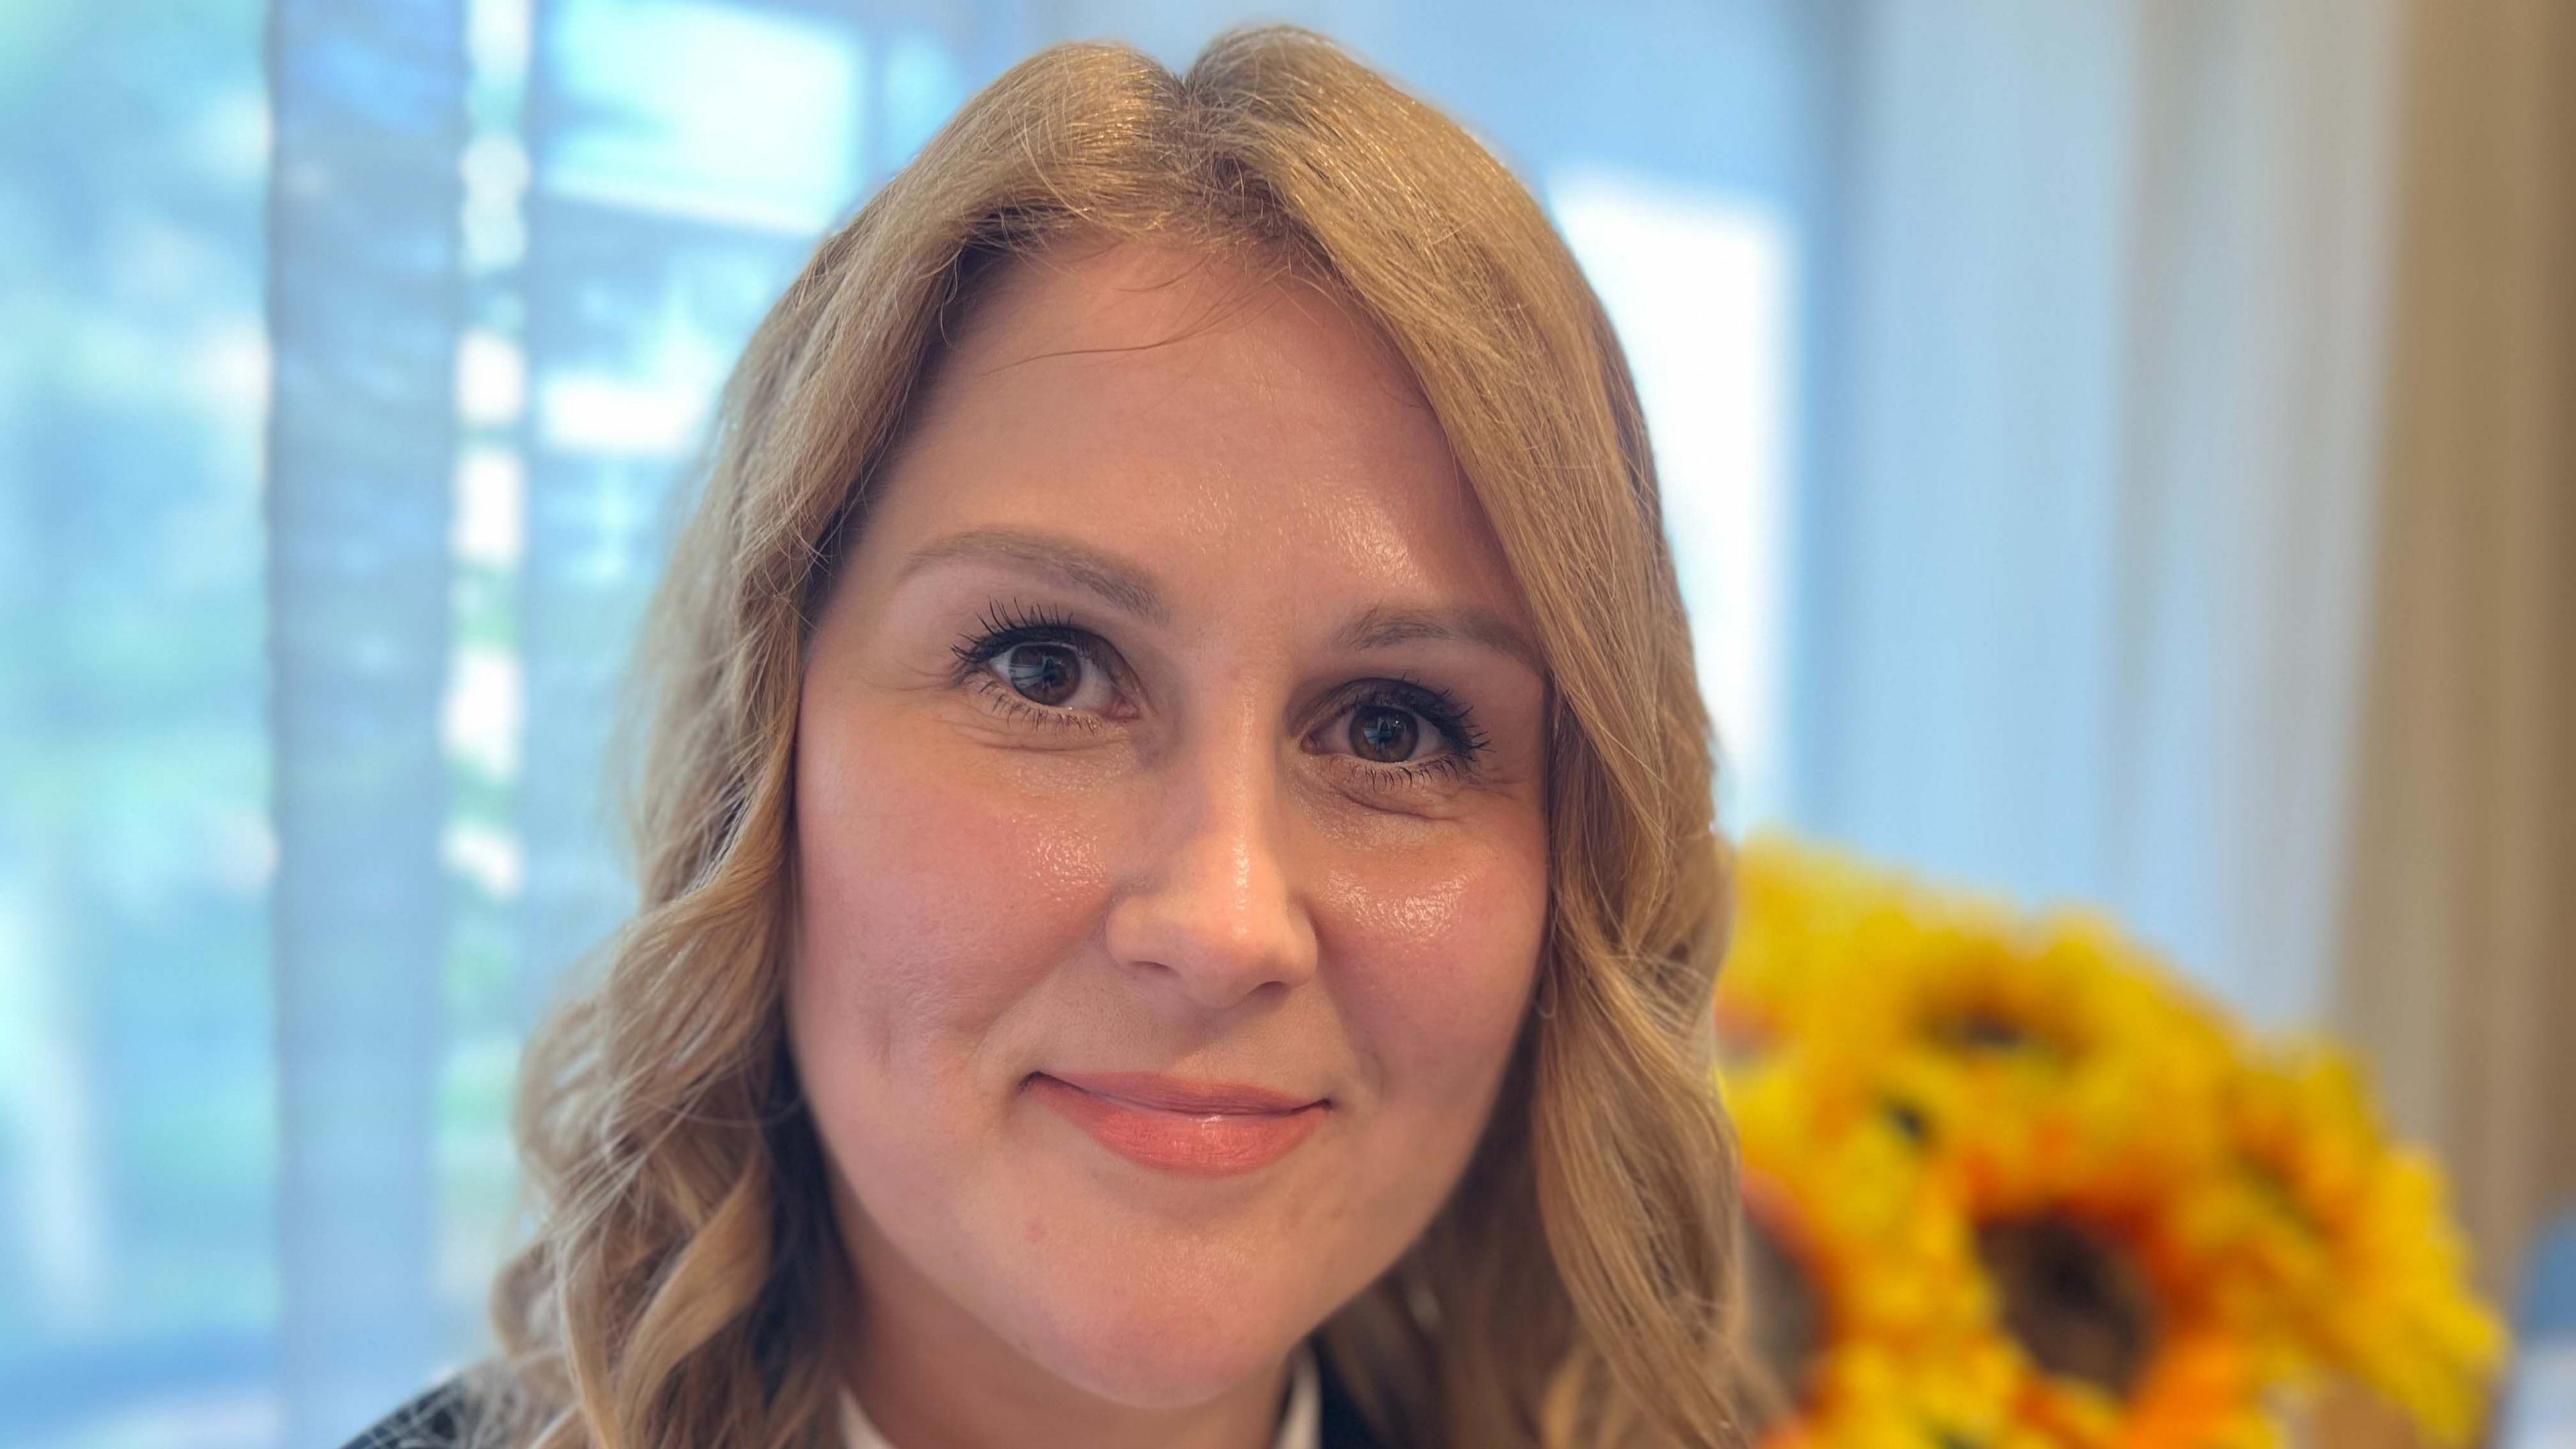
[475,24,1746,1449]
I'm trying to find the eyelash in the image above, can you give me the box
[946,600,1491,787]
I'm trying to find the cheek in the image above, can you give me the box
[1319,820,1548,1109]
[789,708,1109,1097]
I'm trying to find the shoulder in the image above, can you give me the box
[337,1377,487,1449]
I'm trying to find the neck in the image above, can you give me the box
[833,1185,1295,1449]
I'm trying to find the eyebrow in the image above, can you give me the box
[1332,602,1547,677]
[896,525,1547,676]
[899,525,1171,625]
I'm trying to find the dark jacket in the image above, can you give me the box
[338,1354,1393,1449]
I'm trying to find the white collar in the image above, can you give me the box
[838,1340,1322,1449]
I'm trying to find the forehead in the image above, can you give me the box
[856,239,1530,631]
[935,237,1416,435]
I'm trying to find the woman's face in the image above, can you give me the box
[789,240,1550,1411]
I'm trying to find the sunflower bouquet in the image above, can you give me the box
[1717,835,2506,1449]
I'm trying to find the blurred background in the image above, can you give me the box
[0,0,2566,1444]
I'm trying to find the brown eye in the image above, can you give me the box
[1348,704,1424,763]
[998,643,1084,707]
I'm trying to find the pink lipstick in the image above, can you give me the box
[1027,1071,1326,1177]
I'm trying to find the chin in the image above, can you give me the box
[1005,1255,1311,1409]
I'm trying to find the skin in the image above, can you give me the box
[788,238,1551,1449]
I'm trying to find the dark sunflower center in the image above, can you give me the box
[1975,1214,2159,1399]
[1933,1008,2033,1052]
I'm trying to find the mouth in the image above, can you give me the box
[1026,1071,1329,1177]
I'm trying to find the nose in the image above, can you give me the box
[1102,703,1318,1012]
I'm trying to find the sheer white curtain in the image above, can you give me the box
[1797,0,2403,1029]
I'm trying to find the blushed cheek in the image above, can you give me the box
[1320,835,1546,1103]
[790,720,1113,1096]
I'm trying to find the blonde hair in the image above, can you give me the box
[481,25,1745,1449]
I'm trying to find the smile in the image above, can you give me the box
[1026,1071,1328,1177]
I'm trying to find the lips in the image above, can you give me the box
[1027,1071,1328,1177]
